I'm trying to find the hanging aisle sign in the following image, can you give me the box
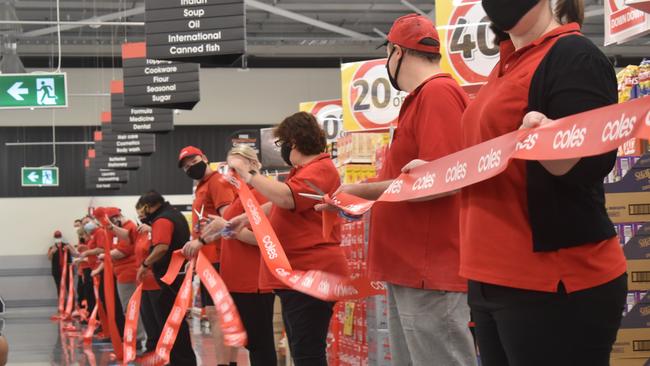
[110,81,174,133]
[605,0,650,45]
[341,59,406,131]
[435,0,499,85]
[94,130,157,156]
[122,42,201,110]
[145,0,246,66]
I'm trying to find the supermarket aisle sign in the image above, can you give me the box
[435,0,499,85]
[341,59,406,131]
[299,99,343,142]
[605,0,650,45]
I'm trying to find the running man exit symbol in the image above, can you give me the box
[37,78,57,105]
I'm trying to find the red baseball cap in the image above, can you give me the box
[386,14,440,54]
[104,207,121,218]
[53,230,62,238]
[178,146,204,168]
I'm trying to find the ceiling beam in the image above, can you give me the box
[21,5,145,37]
[245,0,377,40]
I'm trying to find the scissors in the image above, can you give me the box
[299,180,327,201]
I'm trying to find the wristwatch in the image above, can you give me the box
[246,170,258,184]
[198,237,207,245]
[142,261,149,269]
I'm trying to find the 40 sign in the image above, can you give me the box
[436,0,499,85]
[341,59,406,131]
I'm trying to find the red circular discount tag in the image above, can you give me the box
[311,101,343,142]
[446,0,499,83]
[349,59,404,129]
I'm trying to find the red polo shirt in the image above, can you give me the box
[112,220,138,284]
[368,74,469,291]
[134,231,160,291]
[460,23,626,293]
[192,172,236,264]
[259,153,348,291]
[220,188,269,293]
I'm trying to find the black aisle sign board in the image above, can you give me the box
[85,182,123,191]
[145,0,246,66]
[110,81,174,133]
[96,132,156,155]
[228,129,261,153]
[90,155,142,170]
[85,169,130,184]
[122,42,201,110]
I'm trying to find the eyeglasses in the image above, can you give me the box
[274,140,283,147]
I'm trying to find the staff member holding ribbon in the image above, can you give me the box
[333,14,476,365]
[132,212,162,354]
[449,1,627,365]
[48,230,71,295]
[136,191,197,366]
[177,146,239,366]
[226,112,347,366]
[198,144,277,366]
[104,207,146,351]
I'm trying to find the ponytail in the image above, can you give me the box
[555,0,584,26]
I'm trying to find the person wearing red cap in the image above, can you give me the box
[177,145,239,366]
[47,230,71,295]
[331,14,476,365]
[104,207,146,351]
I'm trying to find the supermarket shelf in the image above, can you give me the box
[336,158,374,168]
[626,0,650,13]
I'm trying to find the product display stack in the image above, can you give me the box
[327,131,391,366]
[607,59,650,366]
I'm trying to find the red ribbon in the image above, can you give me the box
[64,263,75,319]
[101,230,123,360]
[56,249,68,316]
[324,97,650,214]
[235,181,386,301]
[122,284,143,363]
[83,276,101,344]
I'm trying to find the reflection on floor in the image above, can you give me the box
[2,307,250,366]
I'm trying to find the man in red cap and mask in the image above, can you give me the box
[104,207,146,351]
[333,14,476,365]
[48,230,71,295]
[177,146,238,366]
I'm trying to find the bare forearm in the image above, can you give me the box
[235,229,258,246]
[249,175,295,209]
[355,181,393,200]
[110,226,130,241]
[110,249,126,260]
[144,245,169,267]
[539,158,580,176]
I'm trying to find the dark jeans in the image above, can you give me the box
[98,275,125,336]
[469,274,627,366]
[158,277,197,366]
[140,289,163,352]
[232,292,277,366]
[80,269,95,312]
[276,290,334,366]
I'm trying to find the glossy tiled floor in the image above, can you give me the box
[1,307,251,366]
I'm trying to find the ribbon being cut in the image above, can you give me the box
[322,97,650,215]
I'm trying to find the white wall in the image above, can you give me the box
[0,194,192,257]
[0,67,341,127]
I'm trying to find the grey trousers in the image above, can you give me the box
[387,283,477,366]
[116,282,146,344]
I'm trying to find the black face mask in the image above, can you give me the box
[386,47,404,92]
[280,142,293,166]
[482,0,539,31]
[186,160,207,180]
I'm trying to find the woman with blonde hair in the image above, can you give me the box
[199,144,277,365]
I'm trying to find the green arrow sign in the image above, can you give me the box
[0,73,67,109]
[21,167,59,187]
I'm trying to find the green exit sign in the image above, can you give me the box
[21,167,59,187]
[0,73,67,109]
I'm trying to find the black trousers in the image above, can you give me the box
[276,290,334,366]
[469,274,627,366]
[52,272,62,295]
[76,272,84,308]
[98,275,125,336]
[232,292,277,366]
[140,289,163,352]
[158,277,197,366]
[80,269,96,313]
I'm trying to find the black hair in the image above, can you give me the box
[137,190,165,209]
